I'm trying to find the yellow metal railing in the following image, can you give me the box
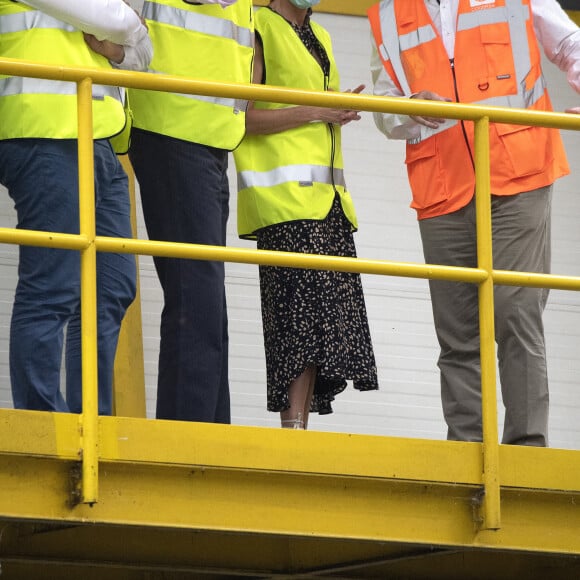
[2,56,580,527]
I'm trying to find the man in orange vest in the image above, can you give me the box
[369,0,580,446]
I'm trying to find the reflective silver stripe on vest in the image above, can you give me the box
[0,76,118,102]
[399,24,436,52]
[457,0,531,88]
[238,164,345,191]
[457,0,530,31]
[505,0,532,94]
[457,5,510,30]
[378,43,389,62]
[0,10,75,34]
[0,8,119,102]
[379,0,411,95]
[145,68,247,112]
[143,1,253,48]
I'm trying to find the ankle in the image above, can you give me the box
[281,412,305,430]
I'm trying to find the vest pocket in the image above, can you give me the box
[476,25,517,99]
[493,123,552,177]
[405,139,448,210]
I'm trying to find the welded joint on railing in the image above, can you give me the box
[68,461,82,508]
[471,488,485,529]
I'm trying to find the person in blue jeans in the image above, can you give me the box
[0,0,152,414]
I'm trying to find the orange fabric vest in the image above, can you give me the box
[368,0,569,219]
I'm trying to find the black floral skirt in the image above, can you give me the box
[256,197,379,415]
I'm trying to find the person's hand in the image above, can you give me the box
[566,107,580,114]
[315,84,366,126]
[83,33,125,65]
[409,90,452,129]
[346,84,365,96]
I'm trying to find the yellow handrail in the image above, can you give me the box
[77,77,99,505]
[1,56,580,527]
[474,117,500,529]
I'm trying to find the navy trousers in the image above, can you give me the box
[129,129,230,423]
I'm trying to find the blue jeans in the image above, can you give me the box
[129,129,230,423]
[0,139,136,414]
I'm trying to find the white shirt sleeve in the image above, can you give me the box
[19,0,152,71]
[531,0,580,94]
[111,27,152,72]
[370,32,422,141]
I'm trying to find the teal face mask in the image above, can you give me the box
[288,0,321,8]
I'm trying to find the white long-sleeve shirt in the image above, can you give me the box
[371,0,580,140]
[19,0,152,70]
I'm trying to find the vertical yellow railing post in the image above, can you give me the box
[77,77,99,504]
[474,116,501,529]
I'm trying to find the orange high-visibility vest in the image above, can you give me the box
[368,0,569,219]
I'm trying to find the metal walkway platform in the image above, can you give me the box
[1,410,579,579]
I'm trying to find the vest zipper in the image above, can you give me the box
[450,58,475,169]
[324,72,338,194]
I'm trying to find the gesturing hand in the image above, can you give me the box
[409,90,452,129]
[318,84,366,126]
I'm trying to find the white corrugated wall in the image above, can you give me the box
[1,10,579,449]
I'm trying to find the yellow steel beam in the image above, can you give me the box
[1,411,579,492]
[254,0,377,16]
[255,1,580,25]
[0,449,579,557]
[1,412,580,557]
[112,157,146,419]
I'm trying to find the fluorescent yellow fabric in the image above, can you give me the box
[234,7,357,239]
[0,0,125,140]
[129,0,254,150]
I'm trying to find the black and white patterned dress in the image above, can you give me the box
[257,197,379,415]
[256,9,378,415]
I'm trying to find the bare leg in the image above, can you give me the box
[302,371,316,430]
[281,364,316,429]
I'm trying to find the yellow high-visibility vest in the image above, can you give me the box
[129,0,254,150]
[234,7,358,239]
[0,0,126,140]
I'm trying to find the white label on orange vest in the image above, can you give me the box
[470,0,496,7]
